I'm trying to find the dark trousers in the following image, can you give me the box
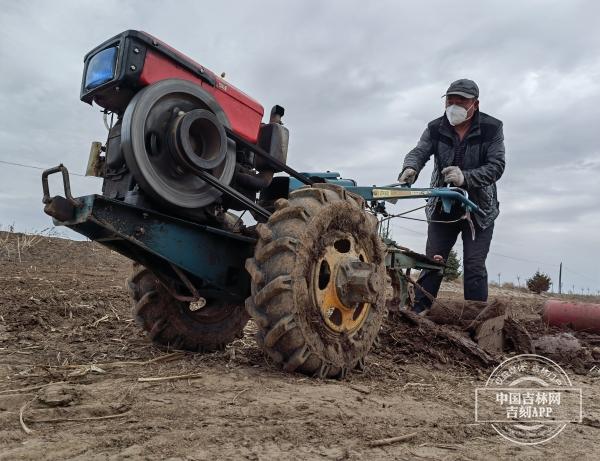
[413,211,494,313]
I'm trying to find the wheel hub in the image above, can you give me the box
[335,259,383,306]
[313,235,376,334]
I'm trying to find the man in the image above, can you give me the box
[397,79,505,313]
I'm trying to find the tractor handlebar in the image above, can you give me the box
[345,185,486,218]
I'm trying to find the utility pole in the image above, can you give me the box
[497,273,501,286]
[558,262,562,294]
[516,275,521,288]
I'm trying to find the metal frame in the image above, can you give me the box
[41,160,457,310]
[42,185,254,302]
[385,243,445,310]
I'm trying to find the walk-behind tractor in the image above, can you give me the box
[42,31,484,378]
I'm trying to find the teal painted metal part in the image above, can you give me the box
[51,194,254,301]
[42,167,463,314]
[385,248,443,273]
[287,172,484,217]
[346,186,484,217]
[288,172,357,191]
[384,240,444,309]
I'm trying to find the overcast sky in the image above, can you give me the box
[0,0,598,293]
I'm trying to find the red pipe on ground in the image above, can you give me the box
[543,299,600,333]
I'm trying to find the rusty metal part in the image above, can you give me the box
[398,271,452,314]
[385,268,405,313]
[42,164,81,206]
[169,263,201,302]
[189,297,207,311]
[85,141,104,177]
[42,165,82,221]
[399,271,435,305]
[160,280,198,303]
[312,235,371,334]
[335,260,382,306]
[43,196,76,222]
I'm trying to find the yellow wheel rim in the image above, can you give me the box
[312,236,371,334]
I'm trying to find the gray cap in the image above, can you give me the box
[445,79,479,99]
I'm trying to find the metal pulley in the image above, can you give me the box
[168,108,228,171]
[121,79,236,209]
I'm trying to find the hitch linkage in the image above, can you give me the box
[42,164,82,222]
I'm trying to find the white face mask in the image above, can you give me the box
[445,102,475,126]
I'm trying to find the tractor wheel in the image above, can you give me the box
[245,184,387,378]
[127,264,249,351]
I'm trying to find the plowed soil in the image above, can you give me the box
[1,232,599,460]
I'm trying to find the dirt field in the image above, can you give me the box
[1,232,599,460]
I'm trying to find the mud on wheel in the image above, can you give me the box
[127,264,249,351]
[245,184,387,378]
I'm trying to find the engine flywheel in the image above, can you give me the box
[121,79,236,209]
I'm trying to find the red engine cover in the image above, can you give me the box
[139,46,264,143]
[82,31,265,144]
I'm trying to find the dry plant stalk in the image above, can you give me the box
[0,232,12,258]
[0,381,67,395]
[400,382,434,391]
[46,351,184,371]
[18,232,44,251]
[348,384,371,395]
[231,388,249,404]
[19,398,35,434]
[29,410,131,424]
[367,432,418,447]
[138,373,203,383]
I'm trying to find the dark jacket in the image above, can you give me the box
[402,111,505,229]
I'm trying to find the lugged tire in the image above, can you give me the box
[127,263,249,351]
[245,184,387,378]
